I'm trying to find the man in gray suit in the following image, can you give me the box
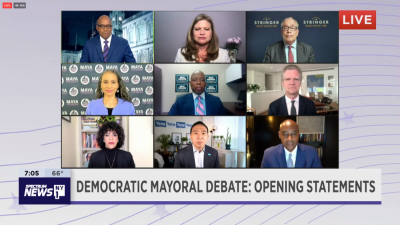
[174,121,220,168]
[263,17,315,63]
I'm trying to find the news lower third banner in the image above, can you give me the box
[19,169,381,204]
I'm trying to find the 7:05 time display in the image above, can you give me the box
[25,170,39,176]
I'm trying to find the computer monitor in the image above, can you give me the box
[235,90,246,110]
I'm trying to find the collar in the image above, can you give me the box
[192,92,206,101]
[192,145,205,153]
[284,145,298,158]
[283,39,297,49]
[100,34,112,44]
[285,94,299,103]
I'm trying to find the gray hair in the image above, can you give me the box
[281,64,303,81]
[281,17,299,29]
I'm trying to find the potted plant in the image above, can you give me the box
[219,135,224,140]
[213,135,217,139]
[156,134,171,154]
[96,116,116,127]
[225,128,232,150]
[181,137,188,144]
[247,84,260,93]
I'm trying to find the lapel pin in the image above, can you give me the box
[208,153,211,156]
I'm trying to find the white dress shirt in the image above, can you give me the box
[192,145,205,168]
[100,35,113,52]
[284,145,298,167]
[285,95,299,115]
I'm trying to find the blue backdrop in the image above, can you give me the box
[246,11,339,63]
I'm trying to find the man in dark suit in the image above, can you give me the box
[268,65,317,115]
[80,15,136,63]
[263,17,315,63]
[261,119,322,168]
[168,70,226,115]
[174,121,220,168]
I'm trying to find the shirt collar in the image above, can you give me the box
[100,34,112,44]
[192,145,205,153]
[283,39,297,49]
[192,92,206,100]
[284,145,298,158]
[285,94,299,103]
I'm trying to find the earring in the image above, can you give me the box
[117,90,119,93]
[101,90,104,95]
[103,139,105,142]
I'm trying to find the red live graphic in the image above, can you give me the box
[339,10,376,30]
[2,2,12,8]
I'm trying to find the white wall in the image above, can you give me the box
[154,116,205,150]
[156,64,242,113]
[214,117,246,151]
[62,117,79,167]
[301,66,339,102]
[128,116,153,168]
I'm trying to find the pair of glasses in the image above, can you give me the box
[97,24,113,29]
[282,26,297,31]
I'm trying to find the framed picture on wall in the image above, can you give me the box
[172,133,182,144]
[186,133,191,144]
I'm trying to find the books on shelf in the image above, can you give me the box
[299,133,324,142]
[82,133,99,148]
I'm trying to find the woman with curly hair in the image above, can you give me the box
[88,122,135,168]
[175,14,229,63]
[86,69,135,115]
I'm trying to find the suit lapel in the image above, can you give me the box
[276,145,287,168]
[279,41,286,63]
[203,146,212,168]
[298,95,306,115]
[204,93,211,115]
[95,36,104,63]
[186,94,195,115]
[279,96,289,115]
[296,42,305,63]
[295,145,306,168]
[185,145,196,167]
[108,35,116,62]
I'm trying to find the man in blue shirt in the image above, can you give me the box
[168,70,226,115]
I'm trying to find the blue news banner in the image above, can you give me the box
[19,169,70,204]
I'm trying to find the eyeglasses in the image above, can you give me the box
[97,24,113,29]
[282,26,298,31]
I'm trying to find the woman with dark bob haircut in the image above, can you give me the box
[86,69,135,115]
[175,14,229,63]
[88,121,135,168]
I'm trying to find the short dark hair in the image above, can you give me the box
[190,121,208,134]
[96,122,125,150]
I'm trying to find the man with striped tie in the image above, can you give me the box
[168,70,226,115]
[261,119,322,168]
[80,15,136,63]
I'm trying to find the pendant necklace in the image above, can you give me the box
[105,149,117,168]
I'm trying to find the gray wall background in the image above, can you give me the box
[154,11,246,63]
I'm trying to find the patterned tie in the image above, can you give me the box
[287,153,294,168]
[195,96,205,115]
[288,46,294,63]
[103,40,109,63]
[290,100,296,115]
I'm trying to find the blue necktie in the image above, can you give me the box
[287,153,294,168]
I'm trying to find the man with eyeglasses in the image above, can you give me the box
[80,15,136,63]
[261,119,322,168]
[168,70,226,115]
[263,17,315,63]
[268,64,317,116]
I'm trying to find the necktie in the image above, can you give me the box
[287,153,294,168]
[195,96,205,115]
[290,100,296,115]
[103,40,109,63]
[288,46,294,63]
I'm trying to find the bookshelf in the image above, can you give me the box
[79,116,128,167]
[298,116,325,160]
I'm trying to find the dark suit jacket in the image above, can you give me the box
[174,145,220,168]
[263,40,315,63]
[80,35,136,63]
[168,93,226,115]
[88,149,135,168]
[261,144,322,168]
[268,95,317,115]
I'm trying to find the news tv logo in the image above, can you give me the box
[19,177,70,204]
[24,185,65,199]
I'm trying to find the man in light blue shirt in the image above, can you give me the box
[263,17,315,63]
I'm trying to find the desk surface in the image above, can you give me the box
[223,102,246,115]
